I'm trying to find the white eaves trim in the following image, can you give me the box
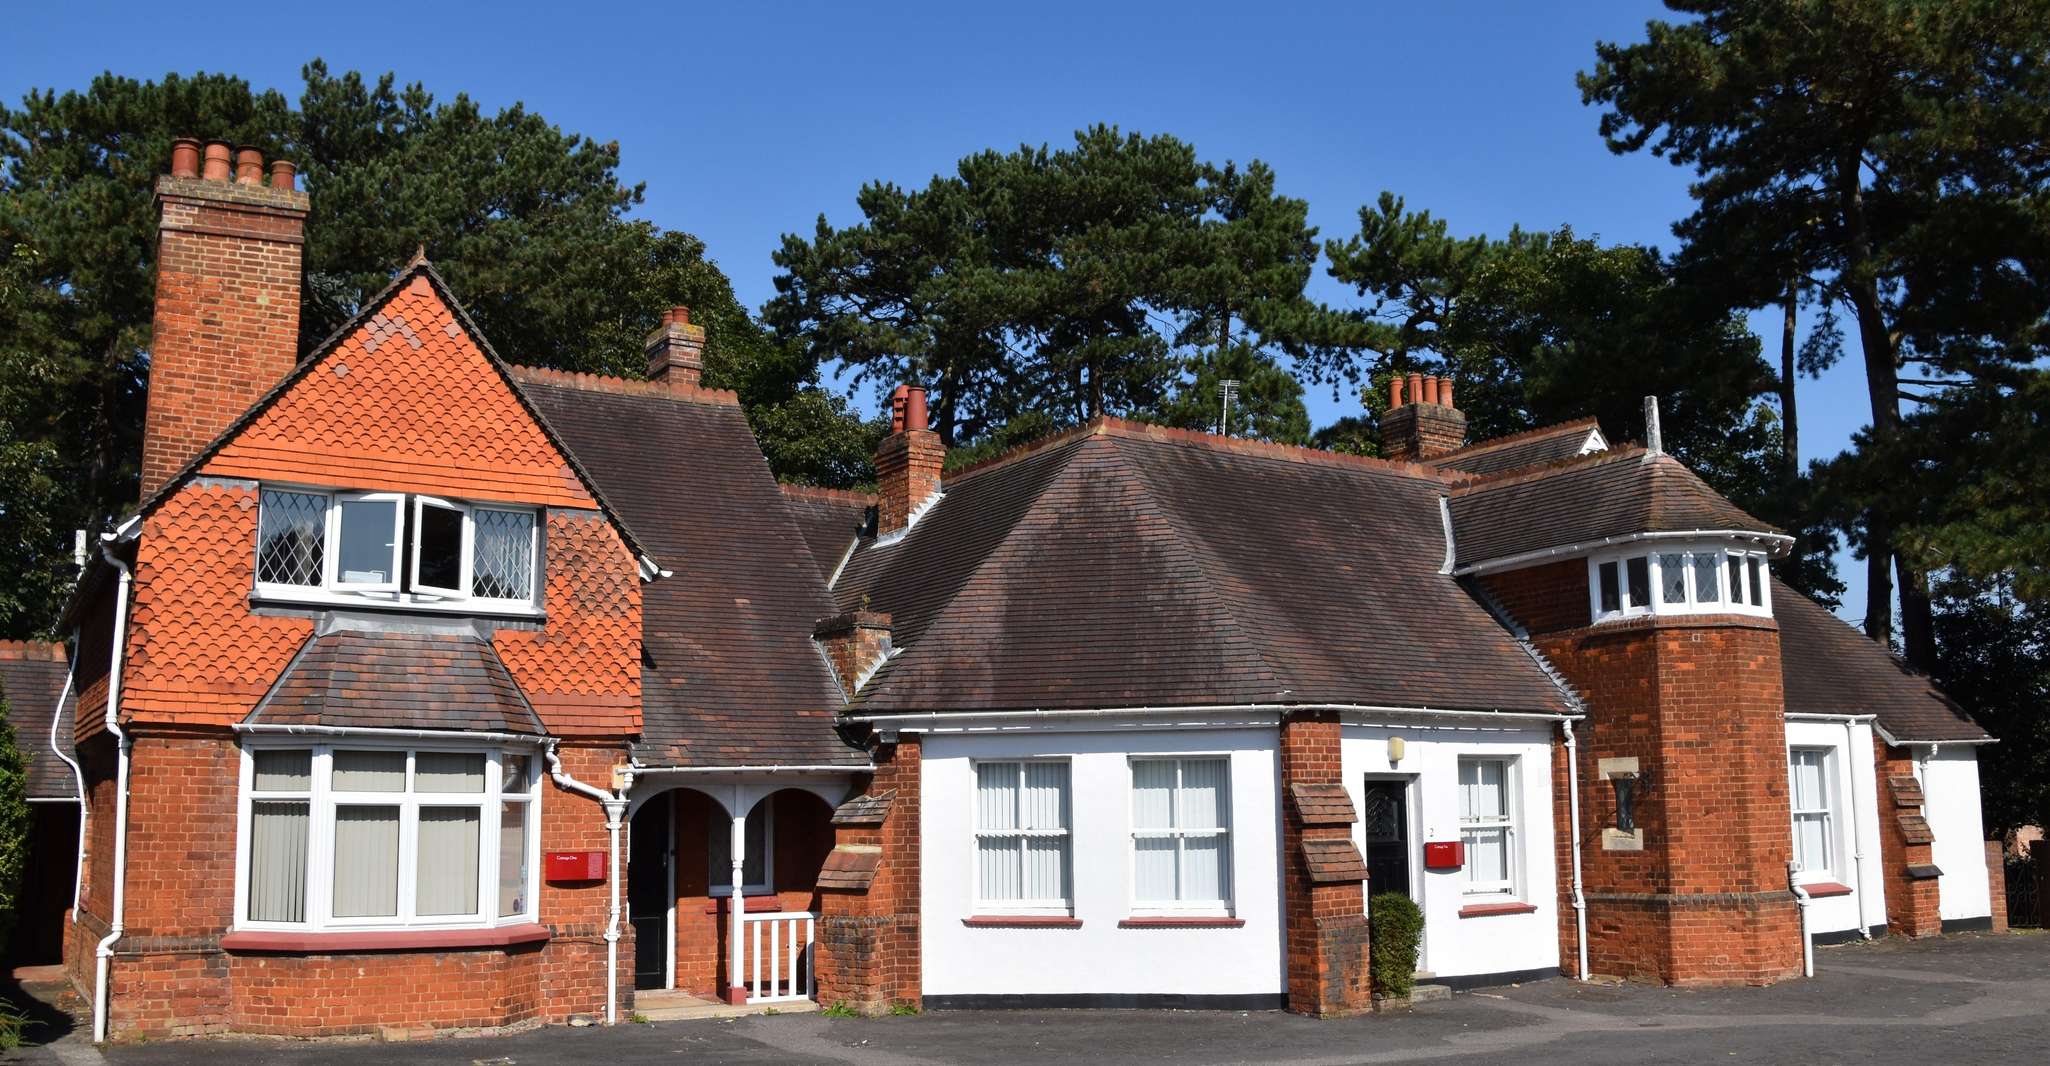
[1871,721,1999,748]
[627,763,873,775]
[844,702,1580,736]
[233,722,550,746]
[1453,528,1797,577]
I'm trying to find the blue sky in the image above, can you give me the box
[5,1,1879,622]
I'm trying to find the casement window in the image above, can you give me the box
[974,760,1072,912]
[256,487,539,612]
[238,744,540,930]
[709,802,773,896]
[1458,757,1518,897]
[1588,545,1771,624]
[1131,757,1232,911]
[1788,748,1837,879]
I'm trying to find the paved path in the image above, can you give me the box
[11,932,2046,1065]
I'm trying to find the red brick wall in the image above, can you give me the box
[815,736,919,1012]
[1279,712,1372,1016]
[1872,738,1942,937]
[1486,565,1804,987]
[875,430,942,535]
[140,177,307,500]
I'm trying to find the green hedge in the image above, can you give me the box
[1368,891,1424,998]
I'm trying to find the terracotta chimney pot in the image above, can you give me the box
[201,141,233,182]
[169,138,201,179]
[268,159,297,192]
[903,386,929,433]
[1389,376,1405,408]
[1440,378,1456,410]
[1406,372,1425,408]
[234,147,264,185]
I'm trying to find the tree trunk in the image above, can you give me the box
[1896,556,1936,670]
[1840,153,1902,648]
[1779,284,1800,480]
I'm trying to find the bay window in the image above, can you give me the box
[238,744,540,930]
[1458,756,1518,897]
[256,487,539,611]
[1131,757,1232,912]
[1588,544,1772,624]
[974,760,1072,911]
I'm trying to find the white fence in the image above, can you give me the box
[742,910,815,1003]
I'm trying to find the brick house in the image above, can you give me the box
[16,141,1998,1038]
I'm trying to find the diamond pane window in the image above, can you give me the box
[472,509,535,601]
[257,491,328,587]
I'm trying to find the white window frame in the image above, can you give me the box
[409,495,472,599]
[1587,543,1773,624]
[971,759,1074,915]
[707,800,775,898]
[1457,755,1521,899]
[254,484,543,615]
[232,739,542,932]
[1788,747,1838,882]
[1128,755,1234,916]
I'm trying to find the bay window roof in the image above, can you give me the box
[245,623,545,735]
[1447,448,1787,573]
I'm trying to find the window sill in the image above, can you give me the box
[1458,902,1539,918]
[221,922,550,953]
[1117,916,1245,929]
[251,588,543,622]
[703,893,785,914]
[1800,881,1854,898]
[961,916,1082,929]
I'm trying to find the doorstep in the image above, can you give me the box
[632,989,822,1022]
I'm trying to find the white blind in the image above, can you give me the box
[416,752,485,793]
[975,761,1070,905]
[333,750,405,792]
[1458,758,1515,892]
[416,807,481,916]
[1132,758,1230,906]
[333,805,400,917]
[1790,750,1833,874]
[248,801,308,922]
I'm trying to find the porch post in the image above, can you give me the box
[727,786,748,1004]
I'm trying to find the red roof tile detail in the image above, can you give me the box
[122,482,315,724]
[492,509,641,737]
[817,845,882,891]
[1289,783,1358,827]
[1300,838,1370,883]
[201,276,596,508]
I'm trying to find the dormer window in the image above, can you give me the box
[1587,544,1770,624]
[257,487,540,613]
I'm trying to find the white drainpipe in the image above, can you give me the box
[49,662,89,918]
[1561,719,1589,980]
[92,543,134,1043]
[546,741,626,1025]
[1788,861,1813,977]
[1842,717,1874,940]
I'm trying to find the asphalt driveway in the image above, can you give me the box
[12,931,2047,1065]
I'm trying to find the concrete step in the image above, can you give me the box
[633,992,821,1023]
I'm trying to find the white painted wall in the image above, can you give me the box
[1340,724,1559,980]
[1924,746,1991,922]
[1784,719,1885,937]
[920,727,1284,998]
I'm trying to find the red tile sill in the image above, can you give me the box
[221,922,551,953]
[962,916,1083,929]
[1458,902,1539,918]
[1117,917,1247,929]
[1801,881,1855,898]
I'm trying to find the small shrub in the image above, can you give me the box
[886,1002,920,1016]
[0,1000,30,1050]
[819,1001,859,1018]
[1368,891,1424,998]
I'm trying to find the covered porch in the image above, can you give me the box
[625,772,857,1007]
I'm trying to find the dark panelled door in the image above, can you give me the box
[628,794,673,990]
[1360,779,1413,900]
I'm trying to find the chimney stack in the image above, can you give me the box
[814,610,893,698]
[875,384,943,537]
[645,306,707,391]
[1379,370,1468,462]
[140,137,309,499]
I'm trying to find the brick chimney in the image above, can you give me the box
[875,385,942,536]
[814,610,892,698]
[645,306,706,390]
[1379,371,1467,461]
[140,137,309,499]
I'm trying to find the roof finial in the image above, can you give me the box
[1643,395,1664,458]
[406,244,430,269]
